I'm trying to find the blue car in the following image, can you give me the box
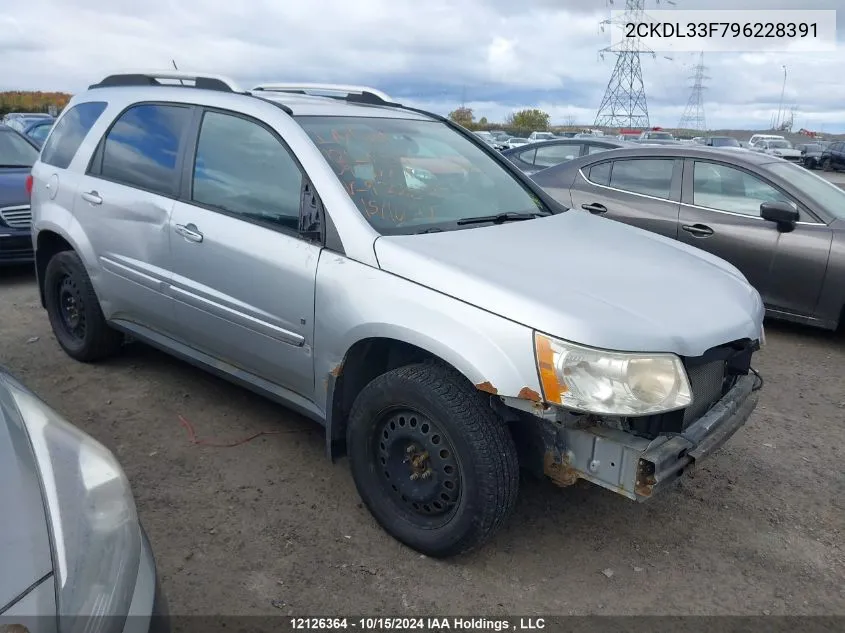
[23,119,54,149]
[0,126,37,265]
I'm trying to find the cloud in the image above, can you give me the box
[1,0,843,132]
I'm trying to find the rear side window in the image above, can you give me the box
[40,101,107,169]
[516,148,536,164]
[98,104,192,197]
[587,162,611,186]
[608,159,674,199]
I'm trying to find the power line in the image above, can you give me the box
[594,0,668,129]
[677,51,708,131]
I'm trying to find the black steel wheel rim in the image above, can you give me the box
[374,408,462,528]
[56,275,86,341]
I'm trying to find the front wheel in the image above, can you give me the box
[347,362,519,557]
[822,158,833,172]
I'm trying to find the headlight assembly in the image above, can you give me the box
[8,381,140,633]
[534,332,693,416]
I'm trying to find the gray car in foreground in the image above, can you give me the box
[30,71,764,557]
[0,369,168,633]
[531,145,845,331]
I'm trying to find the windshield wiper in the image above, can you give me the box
[456,211,543,226]
[416,227,445,234]
[0,164,33,168]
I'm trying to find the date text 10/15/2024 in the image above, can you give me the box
[290,617,547,631]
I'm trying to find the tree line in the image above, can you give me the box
[447,106,588,137]
[0,91,72,117]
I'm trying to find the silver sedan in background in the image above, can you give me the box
[0,368,168,633]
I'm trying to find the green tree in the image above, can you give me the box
[507,108,550,131]
[478,116,488,126]
[448,106,474,127]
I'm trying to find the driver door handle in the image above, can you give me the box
[175,223,204,243]
[682,223,714,237]
[582,202,607,214]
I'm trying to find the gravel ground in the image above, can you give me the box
[1,266,843,618]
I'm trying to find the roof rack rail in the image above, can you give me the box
[251,83,396,105]
[89,70,243,93]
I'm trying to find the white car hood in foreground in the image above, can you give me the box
[375,211,764,358]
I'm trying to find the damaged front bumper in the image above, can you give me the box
[538,372,760,500]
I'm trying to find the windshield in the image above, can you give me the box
[766,162,845,220]
[298,116,548,234]
[27,123,53,142]
[534,133,554,139]
[768,140,792,149]
[0,130,38,167]
[711,137,740,147]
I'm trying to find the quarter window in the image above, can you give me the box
[587,162,611,186]
[41,101,108,169]
[99,103,191,197]
[191,111,303,231]
[608,159,675,199]
[692,161,792,216]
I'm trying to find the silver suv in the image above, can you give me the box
[30,71,765,557]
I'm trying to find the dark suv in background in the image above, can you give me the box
[819,141,845,171]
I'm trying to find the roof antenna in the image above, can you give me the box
[172,59,185,85]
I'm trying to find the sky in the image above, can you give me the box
[1,0,844,132]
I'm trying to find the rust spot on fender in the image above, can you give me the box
[329,361,344,378]
[517,386,542,402]
[475,381,498,395]
[543,452,580,488]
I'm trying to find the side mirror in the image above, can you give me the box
[760,200,799,231]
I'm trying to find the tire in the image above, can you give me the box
[822,158,832,172]
[44,250,123,362]
[346,361,519,557]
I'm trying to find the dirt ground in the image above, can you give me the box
[1,268,844,617]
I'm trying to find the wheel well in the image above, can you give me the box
[35,231,74,307]
[328,338,447,458]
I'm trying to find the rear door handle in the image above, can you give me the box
[175,223,204,243]
[682,223,714,237]
[581,202,607,214]
[81,190,102,205]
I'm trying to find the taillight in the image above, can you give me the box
[25,174,33,197]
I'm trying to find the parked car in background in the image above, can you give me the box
[531,145,845,331]
[4,114,54,135]
[504,136,530,149]
[691,137,706,145]
[30,71,765,557]
[796,142,829,170]
[639,130,674,141]
[819,141,845,171]
[528,131,556,142]
[750,139,802,163]
[503,138,630,175]
[748,133,785,146]
[23,119,55,149]
[617,132,641,141]
[0,126,38,265]
[2,112,54,125]
[0,367,168,631]
[704,136,743,150]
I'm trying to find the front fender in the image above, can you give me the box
[314,253,543,416]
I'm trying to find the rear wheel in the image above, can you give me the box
[347,361,519,557]
[44,251,123,361]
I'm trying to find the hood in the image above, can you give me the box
[374,211,764,358]
[0,374,54,611]
[0,167,31,208]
